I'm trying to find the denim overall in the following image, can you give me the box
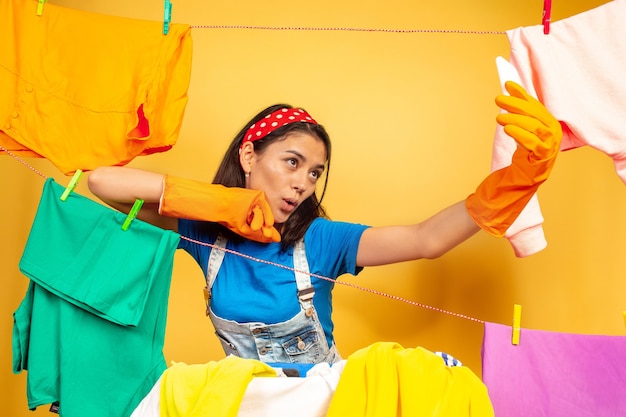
[205,236,342,364]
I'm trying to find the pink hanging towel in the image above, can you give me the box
[491,0,626,257]
[482,322,626,417]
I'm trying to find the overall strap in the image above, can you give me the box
[203,234,227,316]
[293,239,315,315]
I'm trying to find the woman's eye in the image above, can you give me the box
[287,158,297,167]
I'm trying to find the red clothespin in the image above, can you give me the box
[542,0,552,35]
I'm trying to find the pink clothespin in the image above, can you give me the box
[542,0,552,35]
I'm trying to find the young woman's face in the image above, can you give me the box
[245,132,327,225]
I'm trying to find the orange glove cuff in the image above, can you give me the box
[159,175,280,243]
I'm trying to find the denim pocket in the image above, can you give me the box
[281,328,322,362]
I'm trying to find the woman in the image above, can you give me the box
[88,81,562,364]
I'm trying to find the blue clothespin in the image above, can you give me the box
[163,0,172,35]
[37,0,46,16]
[542,0,552,35]
[122,199,144,231]
[60,169,83,201]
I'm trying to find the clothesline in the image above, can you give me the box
[182,233,485,324]
[1,145,484,325]
[189,24,506,35]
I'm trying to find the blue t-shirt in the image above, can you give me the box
[177,217,369,346]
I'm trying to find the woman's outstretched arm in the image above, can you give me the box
[356,200,479,266]
[88,166,178,231]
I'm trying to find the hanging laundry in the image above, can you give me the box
[482,322,626,417]
[12,178,180,417]
[490,0,626,257]
[326,342,494,417]
[0,0,193,175]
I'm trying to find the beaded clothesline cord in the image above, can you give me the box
[190,24,505,36]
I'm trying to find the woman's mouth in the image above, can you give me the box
[280,198,298,213]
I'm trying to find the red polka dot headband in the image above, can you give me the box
[242,107,317,146]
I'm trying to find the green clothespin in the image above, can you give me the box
[37,0,46,16]
[163,0,172,35]
[60,169,83,201]
[122,199,144,231]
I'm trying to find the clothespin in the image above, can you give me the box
[37,0,46,16]
[121,199,144,231]
[542,0,552,35]
[163,0,172,35]
[60,169,83,201]
[622,311,626,328]
[511,304,522,345]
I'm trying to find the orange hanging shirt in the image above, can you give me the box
[0,0,193,175]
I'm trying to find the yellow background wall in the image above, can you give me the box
[1,0,621,415]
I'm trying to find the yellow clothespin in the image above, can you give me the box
[37,0,46,16]
[163,0,172,35]
[622,311,626,328]
[122,199,144,231]
[60,169,83,201]
[511,304,522,345]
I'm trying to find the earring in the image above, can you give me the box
[245,172,250,178]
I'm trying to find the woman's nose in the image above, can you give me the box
[292,172,307,192]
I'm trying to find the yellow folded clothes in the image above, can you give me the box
[0,0,193,175]
[160,356,276,417]
[327,342,494,417]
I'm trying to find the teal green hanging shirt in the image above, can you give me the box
[12,178,180,417]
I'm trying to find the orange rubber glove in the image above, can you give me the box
[466,81,562,237]
[159,175,281,243]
